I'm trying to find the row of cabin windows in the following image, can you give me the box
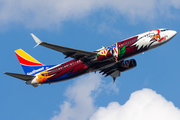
[139,32,160,40]
[48,60,81,73]
[119,39,136,47]
[160,29,168,32]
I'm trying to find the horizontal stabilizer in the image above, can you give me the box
[4,72,35,81]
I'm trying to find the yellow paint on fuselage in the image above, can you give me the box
[35,70,52,83]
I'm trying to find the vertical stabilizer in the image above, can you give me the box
[15,49,54,75]
[15,49,43,66]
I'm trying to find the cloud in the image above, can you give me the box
[90,88,180,120]
[0,0,180,29]
[51,73,119,120]
[51,73,180,120]
[51,73,102,120]
[101,80,119,95]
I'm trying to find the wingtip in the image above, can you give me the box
[30,33,42,48]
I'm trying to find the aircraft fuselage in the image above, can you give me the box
[4,29,177,87]
[33,29,176,85]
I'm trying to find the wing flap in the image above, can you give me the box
[4,72,35,81]
[99,62,121,83]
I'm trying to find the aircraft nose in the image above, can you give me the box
[169,30,177,39]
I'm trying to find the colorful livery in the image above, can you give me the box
[4,29,177,87]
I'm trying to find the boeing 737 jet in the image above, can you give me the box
[4,29,177,87]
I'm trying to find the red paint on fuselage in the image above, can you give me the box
[47,59,88,80]
[46,36,139,82]
[117,36,138,59]
[117,36,138,49]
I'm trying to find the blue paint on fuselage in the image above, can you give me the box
[44,71,78,83]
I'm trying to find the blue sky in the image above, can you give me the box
[1,0,180,120]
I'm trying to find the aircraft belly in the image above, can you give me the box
[46,71,88,83]
[45,62,88,83]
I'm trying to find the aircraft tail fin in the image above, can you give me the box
[15,49,55,75]
[15,49,43,66]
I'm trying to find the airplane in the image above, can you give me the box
[4,29,177,87]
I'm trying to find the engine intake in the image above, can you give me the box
[118,59,137,72]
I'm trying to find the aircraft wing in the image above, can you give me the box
[31,34,97,63]
[99,62,121,83]
[4,72,35,81]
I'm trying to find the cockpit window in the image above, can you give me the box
[160,29,168,32]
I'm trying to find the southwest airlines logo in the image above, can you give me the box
[27,67,44,75]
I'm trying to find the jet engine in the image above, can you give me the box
[118,59,137,72]
[99,59,137,83]
[100,59,137,74]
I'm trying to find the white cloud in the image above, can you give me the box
[90,88,180,120]
[51,73,180,120]
[51,73,102,120]
[0,0,180,29]
[51,73,119,120]
[101,80,119,95]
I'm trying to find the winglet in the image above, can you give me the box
[30,33,42,48]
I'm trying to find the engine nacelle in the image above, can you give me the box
[118,59,137,72]
[99,59,137,81]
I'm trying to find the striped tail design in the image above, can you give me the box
[15,49,43,66]
[15,49,47,75]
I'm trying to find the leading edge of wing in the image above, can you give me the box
[30,34,97,60]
